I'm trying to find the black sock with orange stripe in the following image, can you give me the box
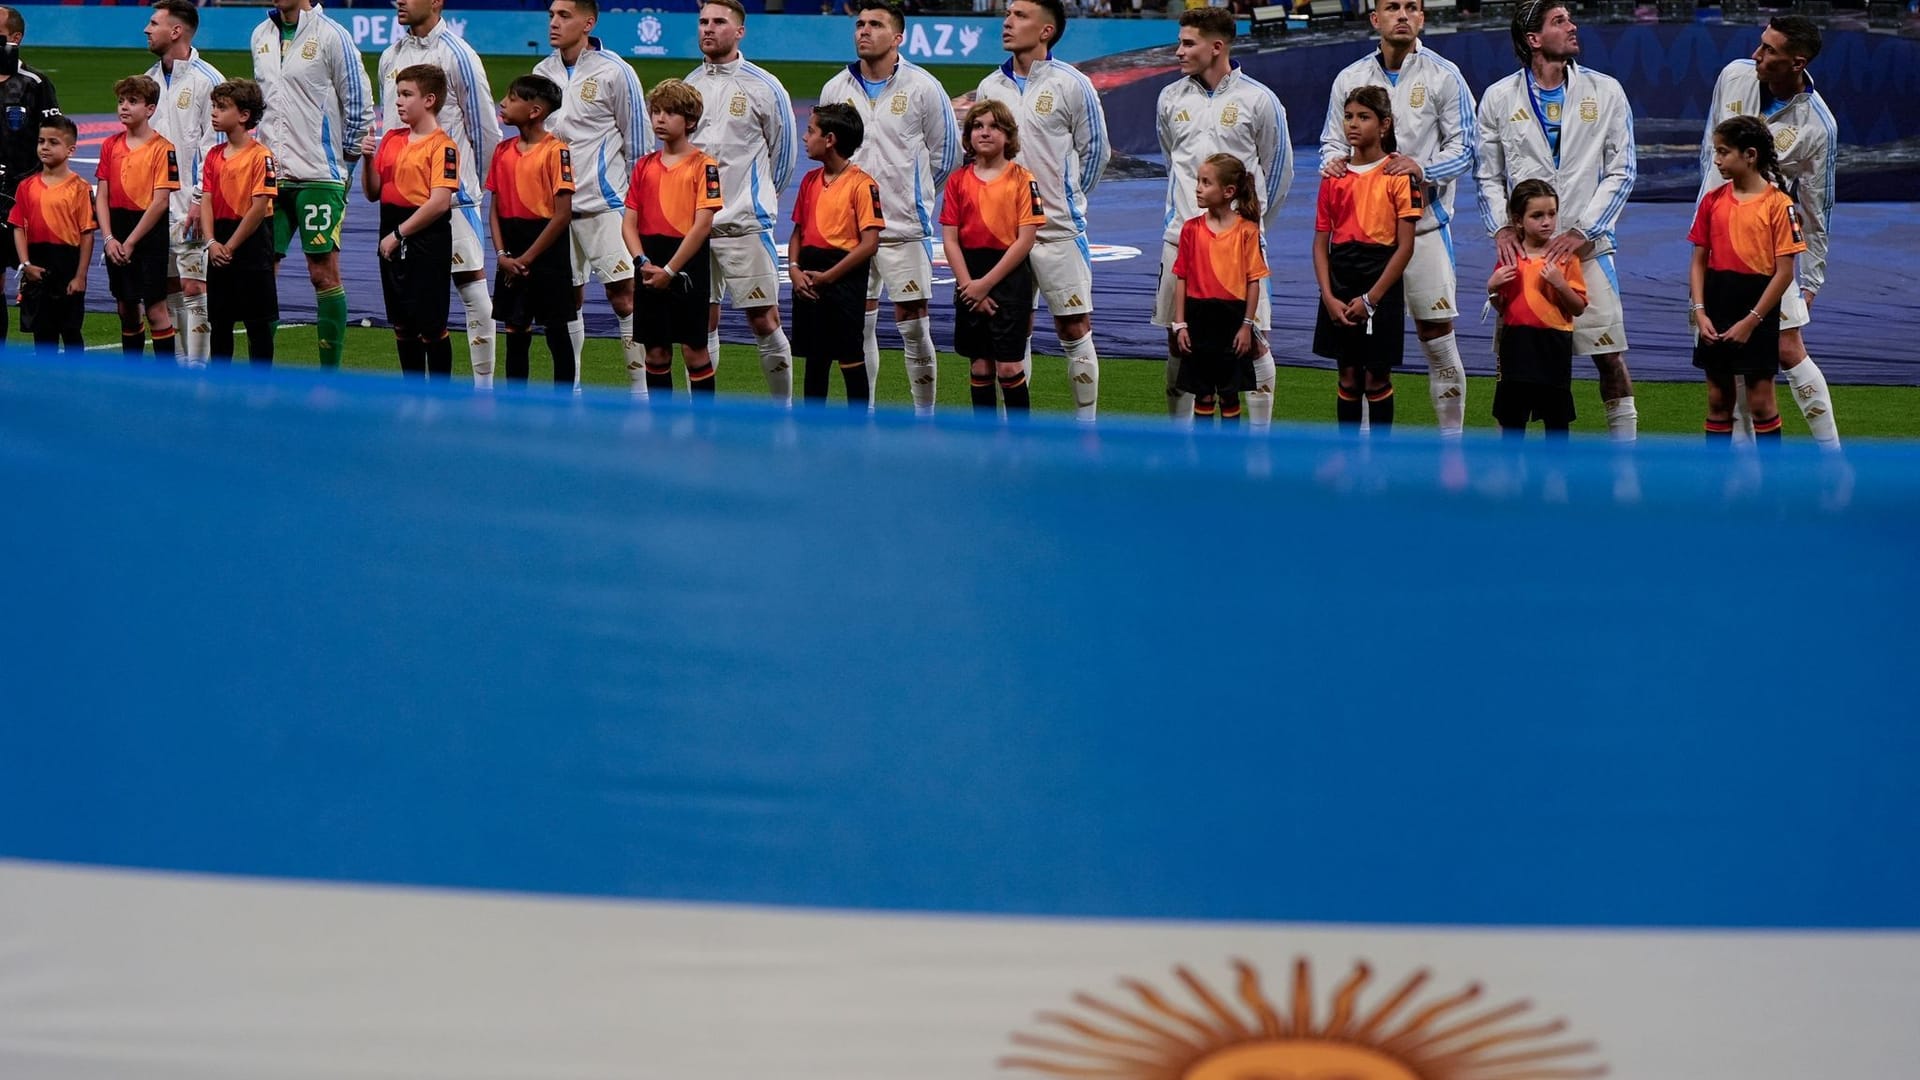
[1705,417,1734,441]
[1367,384,1395,431]
[687,362,716,397]
[1220,390,1242,424]
[999,370,1029,414]
[1337,382,1362,427]
[971,371,995,414]
[151,327,175,360]
[121,328,144,356]
[1753,413,1783,440]
[840,359,870,410]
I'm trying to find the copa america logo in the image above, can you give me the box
[638,16,662,46]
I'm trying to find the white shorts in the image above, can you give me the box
[569,210,636,287]
[1779,283,1810,331]
[709,231,781,309]
[1403,226,1460,323]
[1572,251,1629,356]
[1029,235,1094,317]
[1151,239,1271,331]
[865,238,935,305]
[169,241,208,283]
[450,204,485,276]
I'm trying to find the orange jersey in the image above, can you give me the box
[1496,251,1588,332]
[374,128,460,209]
[1171,214,1270,303]
[8,173,97,247]
[486,133,575,221]
[1314,159,1421,247]
[1689,184,1805,277]
[938,162,1045,252]
[794,164,884,252]
[629,150,723,239]
[204,140,277,222]
[98,132,181,213]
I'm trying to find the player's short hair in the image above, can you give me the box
[0,6,25,40]
[1768,15,1821,62]
[556,0,598,18]
[39,114,77,143]
[1373,0,1423,9]
[813,102,865,157]
[395,63,449,114]
[1178,8,1236,40]
[647,78,703,127]
[702,0,747,25]
[150,0,199,33]
[114,75,161,106]
[963,98,1021,161]
[1344,84,1397,155]
[1018,0,1068,49]
[1511,0,1570,65]
[1507,178,1557,224]
[854,0,906,33]
[508,73,564,116]
[210,78,266,130]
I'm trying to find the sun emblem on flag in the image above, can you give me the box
[1002,958,1607,1080]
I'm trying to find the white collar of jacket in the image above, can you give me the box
[1183,61,1242,96]
[998,54,1056,81]
[270,3,324,35]
[395,22,450,51]
[1760,68,1818,111]
[702,54,746,77]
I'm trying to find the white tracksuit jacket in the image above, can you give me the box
[819,59,960,245]
[380,23,500,214]
[976,56,1110,245]
[1697,60,1838,295]
[250,5,374,185]
[1475,63,1636,256]
[145,47,224,238]
[1321,44,1477,236]
[534,39,649,217]
[685,55,797,238]
[1155,64,1291,246]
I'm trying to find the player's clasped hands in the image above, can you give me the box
[638,262,673,290]
[104,237,131,265]
[957,276,996,315]
[790,267,819,301]
[208,240,233,267]
[498,253,529,278]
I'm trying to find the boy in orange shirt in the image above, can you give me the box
[788,103,883,409]
[97,75,182,359]
[486,74,576,387]
[624,78,723,399]
[362,63,460,379]
[200,79,278,365]
[9,116,96,356]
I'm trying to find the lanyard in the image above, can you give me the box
[1524,67,1564,169]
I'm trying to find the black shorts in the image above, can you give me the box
[1492,381,1576,428]
[207,218,279,326]
[952,246,1034,362]
[494,216,573,331]
[1312,241,1404,375]
[1176,296,1255,396]
[632,232,711,348]
[19,242,83,337]
[378,204,451,338]
[1693,268,1782,378]
[791,245,867,362]
[105,207,171,307]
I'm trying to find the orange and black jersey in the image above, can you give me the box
[793,164,884,253]
[8,173,97,247]
[374,128,460,209]
[1496,252,1587,332]
[204,140,278,222]
[1172,215,1270,304]
[938,162,1045,252]
[629,150,723,239]
[486,133,575,222]
[98,132,181,213]
[1315,158,1421,247]
[1689,184,1805,277]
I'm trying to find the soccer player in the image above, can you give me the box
[820,0,958,415]
[1321,0,1477,434]
[8,116,92,356]
[383,0,500,387]
[624,79,723,398]
[487,75,577,386]
[1155,8,1289,427]
[686,0,798,402]
[537,0,650,391]
[941,100,1044,419]
[0,6,59,349]
[975,0,1110,422]
[363,64,460,379]
[201,79,278,365]
[143,0,224,366]
[1475,0,1637,440]
[789,104,883,408]
[96,75,181,360]
[1699,15,1840,448]
[252,0,374,370]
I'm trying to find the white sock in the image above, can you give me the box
[707,327,721,372]
[755,327,793,404]
[1604,395,1638,442]
[1021,335,1033,380]
[1731,375,1754,445]
[1062,333,1098,422]
[568,315,586,392]
[1247,351,1277,429]
[164,291,187,365]
[1785,358,1840,448]
[619,313,645,398]
[1419,332,1466,436]
[862,308,881,411]
[182,291,210,367]
[458,280,494,387]
[1165,350,1193,420]
[899,315,937,417]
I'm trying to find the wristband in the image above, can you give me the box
[1360,295,1376,317]
[1170,321,1188,332]
[1748,309,1764,320]
[1242,318,1259,327]
[1689,303,1705,312]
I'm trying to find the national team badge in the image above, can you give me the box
[1580,98,1598,123]
[1034,90,1055,116]
[1219,104,1239,127]
[1774,125,1798,153]
[1409,84,1426,108]
[1545,102,1561,122]
[729,92,747,117]
[301,40,318,61]
[890,92,908,115]
[1728,101,1745,114]
[580,78,598,104]
[176,89,191,110]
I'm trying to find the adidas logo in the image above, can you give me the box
[1072,372,1094,384]
[1431,297,1453,312]
[1511,109,1527,122]
[1173,109,1190,122]
[627,359,643,371]
[1066,294,1083,307]
[773,359,790,371]
[913,374,934,385]
[902,281,921,294]
[614,260,631,274]
[746,286,768,301]
[1593,334,1617,347]
[1806,404,1827,417]
[1439,387,1462,399]
[451,253,465,266]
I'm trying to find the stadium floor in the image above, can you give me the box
[69,116,1920,386]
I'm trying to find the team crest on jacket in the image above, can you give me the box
[1409,84,1426,108]
[729,92,747,117]
[1774,125,1798,153]
[580,78,598,104]
[176,89,192,110]
[1034,90,1054,116]
[890,92,908,115]
[301,40,318,61]
[1579,98,1598,123]
[1219,104,1239,127]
